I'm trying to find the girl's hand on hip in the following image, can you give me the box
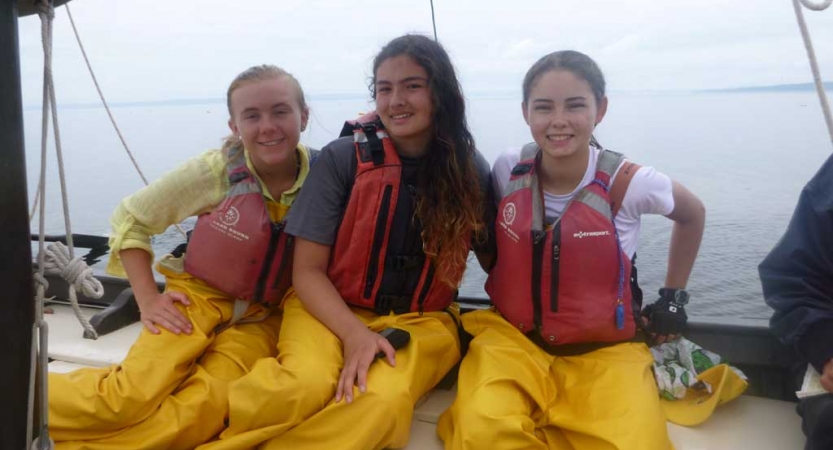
[137,290,193,335]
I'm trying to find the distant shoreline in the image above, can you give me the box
[702,81,833,93]
[22,92,370,111]
[23,82,831,110]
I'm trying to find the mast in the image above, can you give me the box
[0,1,35,448]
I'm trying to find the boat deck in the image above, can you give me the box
[46,305,806,449]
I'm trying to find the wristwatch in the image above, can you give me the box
[659,288,690,306]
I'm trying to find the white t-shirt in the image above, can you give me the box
[492,146,675,259]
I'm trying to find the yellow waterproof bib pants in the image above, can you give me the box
[437,309,673,450]
[49,203,289,450]
[199,294,461,450]
[49,271,282,450]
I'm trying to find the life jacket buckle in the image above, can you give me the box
[229,170,250,184]
[375,295,411,315]
[387,255,425,271]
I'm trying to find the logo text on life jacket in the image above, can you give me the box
[573,230,611,239]
[503,202,516,226]
[208,206,250,242]
[499,203,520,243]
[220,206,241,226]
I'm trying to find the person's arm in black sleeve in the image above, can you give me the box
[760,155,833,375]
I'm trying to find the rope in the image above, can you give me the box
[43,242,106,299]
[792,0,833,147]
[28,2,56,447]
[28,3,111,446]
[429,0,438,41]
[64,4,187,239]
[29,184,40,221]
[36,1,100,338]
[64,5,148,186]
[799,0,832,11]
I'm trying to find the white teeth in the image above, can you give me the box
[259,140,281,146]
[391,114,411,119]
[548,135,571,141]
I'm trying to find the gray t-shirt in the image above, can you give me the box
[285,135,495,259]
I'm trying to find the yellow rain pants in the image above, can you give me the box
[199,294,461,450]
[437,309,673,450]
[49,203,288,450]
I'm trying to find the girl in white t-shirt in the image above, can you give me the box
[438,50,705,450]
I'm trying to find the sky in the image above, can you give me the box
[13,0,833,106]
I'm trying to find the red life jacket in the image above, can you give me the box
[184,146,293,304]
[487,144,638,347]
[328,114,457,314]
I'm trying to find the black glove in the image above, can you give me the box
[641,288,689,335]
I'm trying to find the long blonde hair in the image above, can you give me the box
[221,65,307,160]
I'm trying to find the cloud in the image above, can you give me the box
[15,0,833,106]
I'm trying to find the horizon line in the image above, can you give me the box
[23,81,831,111]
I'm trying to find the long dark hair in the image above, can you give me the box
[370,34,484,288]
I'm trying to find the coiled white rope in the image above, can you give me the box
[42,242,106,299]
[792,0,833,147]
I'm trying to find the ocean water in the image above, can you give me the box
[22,91,833,320]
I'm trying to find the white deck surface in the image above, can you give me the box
[45,303,141,367]
[47,305,806,450]
[403,388,806,450]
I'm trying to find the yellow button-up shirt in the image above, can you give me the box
[106,144,313,277]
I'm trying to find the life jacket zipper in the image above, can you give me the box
[416,265,435,314]
[364,185,393,299]
[531,230,545,331]
[550,221,561,312]
[255,221,284,303]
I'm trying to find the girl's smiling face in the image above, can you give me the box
[228,76,308,172]
[374,55,435,157]
[523,69,607,161]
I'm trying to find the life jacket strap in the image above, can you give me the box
[610,161,641,217]
[212,298,272,334]
[386,255,426,271]
[361,122,386,166]
[374,295,412,315]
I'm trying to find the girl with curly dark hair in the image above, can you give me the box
[205,34,493,450]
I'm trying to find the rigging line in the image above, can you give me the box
[30,2,55,446]
[792,0,833,148]
[799,0,832,10]
[35,0,103,334]
[430,0,438,41]
[64,4,187,238]
[30,4,71,449]
[29,1,53,444]
[39,1,101,341]
[29,6,108,445]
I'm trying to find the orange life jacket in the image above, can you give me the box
[328,114,457,314]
